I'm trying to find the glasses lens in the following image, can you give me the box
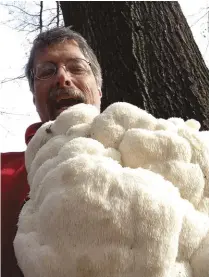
[35,62,56,79]
[66,59,90,75]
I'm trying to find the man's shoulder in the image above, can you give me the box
[1,121,42,169]
[1,151,25,159]
[1,121,42,188]
[1,151,25,170]
[1,151,27,190]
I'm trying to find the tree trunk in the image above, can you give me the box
[60,1,209,129]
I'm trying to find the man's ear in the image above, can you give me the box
[99,89,102,98]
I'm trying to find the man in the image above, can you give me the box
[1,26,102,277]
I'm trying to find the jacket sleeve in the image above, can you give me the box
[1,152,29,277]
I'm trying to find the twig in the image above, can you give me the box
[1,74,26,84]
[56,1,60,27]
[40,1,43,33]
[190,11,209,28]
[0,122,15,136]
[0,3,39,17]
[47,14,58,27]
[0,110,32,116]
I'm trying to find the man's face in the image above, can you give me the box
[32,40,102,122]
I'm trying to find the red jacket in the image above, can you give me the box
[1,122,42,277]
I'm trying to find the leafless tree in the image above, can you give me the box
[0,1,64,85]
[0,1,63,35]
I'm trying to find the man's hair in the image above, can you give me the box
[25,27,102,92]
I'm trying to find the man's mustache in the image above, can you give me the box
[48,87,86,103]
[46,87,87,120]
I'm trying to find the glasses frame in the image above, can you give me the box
[31,58,92,80]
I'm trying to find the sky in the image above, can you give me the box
[0,1,209,153]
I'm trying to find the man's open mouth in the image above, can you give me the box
[54,97,83,116]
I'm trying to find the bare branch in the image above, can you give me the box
[1,74,26,84]
[0,110,32,116]
[1,17,39,33]
[187,7,209,18]
[42,8,57,12]
[190,10,209,28]
[47,14,58,27]
[0,123,15,136]
[0,18,16,25]
[34,1,41,6]
[26,26,40,34]
[15,22,34,31]
[19,18,39,27]
[40,1,43,32]
[56,1,60,27]
[0,3,39,17]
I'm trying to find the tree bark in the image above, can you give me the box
[60,1,209,129]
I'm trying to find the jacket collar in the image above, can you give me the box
[25,122,43,145]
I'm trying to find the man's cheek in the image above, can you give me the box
[35,80,49,94]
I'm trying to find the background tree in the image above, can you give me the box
[0,1,208,152]
[61,1,209,129]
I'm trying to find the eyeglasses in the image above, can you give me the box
[33,58,91,80]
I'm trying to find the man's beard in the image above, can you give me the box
[47,86,87,120]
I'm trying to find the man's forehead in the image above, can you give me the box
[33,39,85,65]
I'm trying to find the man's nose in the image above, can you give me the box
[55,66,73,88]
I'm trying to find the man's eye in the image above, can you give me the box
[36,64,55,79]
[41,68,54,77]
[69,65,87,74]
